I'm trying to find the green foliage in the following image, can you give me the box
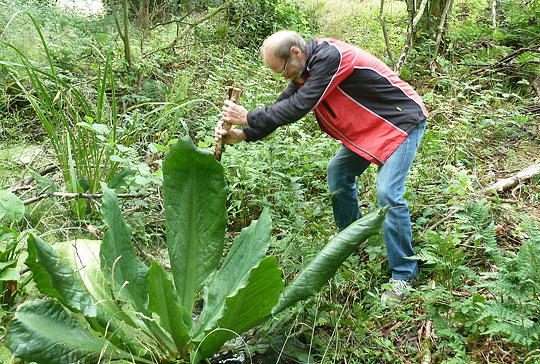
[0,226,26,313]
[495,0,540,47]
[478,222,540,348]
[224,0,317,47]
[6,137,385,363]
[0,191,24,223]
[0,192,31,322]
[3,14,140,217]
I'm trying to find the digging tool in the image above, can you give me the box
[214,87,242,162]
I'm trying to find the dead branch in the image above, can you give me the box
[395,0,428,74]
[136,246,171,271]
[471,46,540,76]
[169,5,225,48]
[532,77,540,99]
[419,319,433,364]
[430,0,455,74]
[378,0,395,69]
[8,165,58,193]
[491,0,498,28]
[525,104,540,113]
[149,6,199,31]
[486,163,540,195]
[495,46,540,67]
[23,192,146,205]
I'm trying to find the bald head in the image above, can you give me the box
[261,30,306,62]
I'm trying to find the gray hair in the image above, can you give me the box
[261,30,306,60]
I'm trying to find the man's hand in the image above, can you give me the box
[222,100,248,126]
[215,120,247,144]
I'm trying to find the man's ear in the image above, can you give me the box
[290,45,301,57]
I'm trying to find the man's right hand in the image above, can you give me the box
[215,120,247,144]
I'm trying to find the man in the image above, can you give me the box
[215,30,428,302]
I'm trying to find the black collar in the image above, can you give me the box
[302,39,317,77]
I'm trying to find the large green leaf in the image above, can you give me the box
[0,268,20,281]
[194,256,284,361]
[148,260,192,354]
[271,208,387,315]
[162,137,227,313]
[6,300,128,364]
[195,209,272,337]
[99,190,177,354]
[25,234,96,317]
[55,239,139,328]
[55,239,148,356]
[0,190,25,223]
[100,186,149,311]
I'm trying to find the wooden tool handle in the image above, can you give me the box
[214,87,242,162]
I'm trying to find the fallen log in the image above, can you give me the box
[486,163,540,195]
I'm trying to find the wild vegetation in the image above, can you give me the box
[0,0,539,363]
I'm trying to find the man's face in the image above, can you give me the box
[265,47,305,80]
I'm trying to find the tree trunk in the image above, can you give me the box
[137,0,149,29]
[417,0,453,40]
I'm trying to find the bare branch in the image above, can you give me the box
[378,0,395,69]
[430,0,454,74]
[23,192,146,205]
[395,0,428,74]
[486,164,540,196]
[169,5,226,47]
[8,165,58,193]
[149,6,199,31]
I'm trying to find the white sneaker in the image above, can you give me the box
[381,278,415,302]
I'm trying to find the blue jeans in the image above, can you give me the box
[326,119,426,280]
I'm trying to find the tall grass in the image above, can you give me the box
[2,13,138,218]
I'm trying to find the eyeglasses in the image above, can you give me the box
[280,57,289,75]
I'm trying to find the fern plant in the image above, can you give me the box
[478,220,540,349]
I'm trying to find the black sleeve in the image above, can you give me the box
[276,81,298,102]
[242,44,341,142]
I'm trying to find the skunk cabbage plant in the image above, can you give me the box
[7,137,386,363]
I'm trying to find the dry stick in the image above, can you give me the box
[495,46,540,66]
[214,88,242,162]
[169,4,226,48]
[485,163,540,196]
[419,319,433,364]
[8,165,58,193]
[395,0,429,74]
[378,0,396,70]
[149,6,199,31]
[430,0,454,74]
[532,77,540,99]
[471,46,540,76]
[491,0,498,28]
[23,192,145,206]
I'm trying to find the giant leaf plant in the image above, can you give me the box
[7,137,386,363]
